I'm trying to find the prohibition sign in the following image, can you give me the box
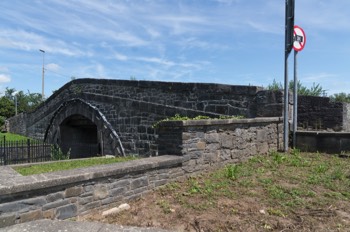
[293,25,306,51]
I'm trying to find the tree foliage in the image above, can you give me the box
[330,92,350,103]
[0,87,43,124]
[0,96,15,118]
[267,79,326,97]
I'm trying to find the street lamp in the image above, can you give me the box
[39,49,45,100]
[12,91,18,116]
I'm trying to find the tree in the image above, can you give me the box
[0,87,43,120]
[330,92,350,103]
[0,96,15,118]
[267,79,283,91]
[267,79,326,97]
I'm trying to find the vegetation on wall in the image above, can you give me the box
[152,114,244,128]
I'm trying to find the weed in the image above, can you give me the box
[259,178,273,185]
[188,178,202,194]
[267,208,286,217]
[307,174,322,185]
[267,185,288,200]
[152,114,244,128]
[159,183,180,196]
[238,179,254,187]
[313,163,329,173]
[271,151,285,165]
[156,200,172,214]
[323,191,345,200]
[225,164,240,180]
[330,168,345,180]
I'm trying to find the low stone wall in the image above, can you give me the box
[158,117,283,172]
[298,96,350,131]
[0,156,184,227]
[296,131,350,153]
[0,117,282,227]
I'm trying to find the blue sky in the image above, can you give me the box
[0,0,349,97]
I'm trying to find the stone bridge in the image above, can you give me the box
[8,79,284,157]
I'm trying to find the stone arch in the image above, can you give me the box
[44,98,125,157]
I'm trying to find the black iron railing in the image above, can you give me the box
[0,138,52,165]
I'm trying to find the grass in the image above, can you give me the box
[13,156,138,176]
[80,151,350,230]
[156,150,350,219]
[0,132,32,141]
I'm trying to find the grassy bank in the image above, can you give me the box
[80,150,350,231]
[13,156,138,176]
[0,132,32,141]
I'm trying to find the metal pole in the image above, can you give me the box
[284,52,289,152]
[283,0,294,152]
[15,95,17,116]
[39,49,45,100]
[293,50,298,148]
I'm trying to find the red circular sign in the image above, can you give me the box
[293,25,306,51]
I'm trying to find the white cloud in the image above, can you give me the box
[0,74,11,83]
[0,29,88,56]
[298,0,350,31]
[114,52,128,61]
[46,63,61,72]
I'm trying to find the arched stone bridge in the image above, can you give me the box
[8,79,283,157]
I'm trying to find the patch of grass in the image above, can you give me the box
[170,151,349,213]
[157,200,172,214]
[267,208,286,217]
[13,156,138,176]
[81,151,350,231]
[0,132,33,141]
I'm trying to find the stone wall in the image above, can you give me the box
[7,79,284,156]
[0,156,183,227]
[298,95,350,131]
[0,117,282,227]
[296,131,350,153]
[158,117,283,172]
[6,113,26,136]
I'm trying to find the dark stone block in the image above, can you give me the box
[56,204,77,220]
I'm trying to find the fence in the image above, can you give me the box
[0,137,52,165]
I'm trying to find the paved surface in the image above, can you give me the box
[0,219,172,232]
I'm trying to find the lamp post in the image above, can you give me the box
[12,91,18,116]
[39,49,45,100]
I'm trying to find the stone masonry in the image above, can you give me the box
[7,79,285,156]
[0,117,282,227]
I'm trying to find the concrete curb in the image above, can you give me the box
[0,219,172,232]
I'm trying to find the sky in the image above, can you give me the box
[0,0,349,98]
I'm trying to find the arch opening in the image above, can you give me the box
[59,114,99,159]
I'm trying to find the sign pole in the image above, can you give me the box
[292,25,306,148]
[283,0,294,152]
[293,50,298,148]
[283,51,289,152]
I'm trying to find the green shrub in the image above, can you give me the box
[51,145,70,160]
